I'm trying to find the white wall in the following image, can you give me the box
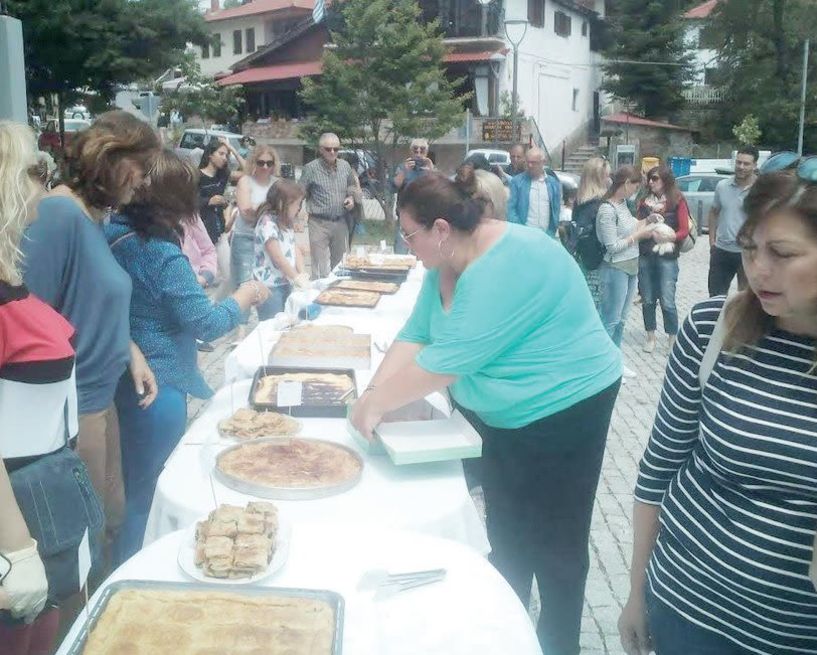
[502,0,599,153]
[683,23,718,85]
[197,15,267,76]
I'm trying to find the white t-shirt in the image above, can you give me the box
[253,213,296,287]
[527,176,551,231]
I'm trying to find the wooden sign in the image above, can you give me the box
[482,119,521,143]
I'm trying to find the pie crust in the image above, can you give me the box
[216,438,363,490]
[252,372,355,406]
[218,408,301,440]
[316,289,380,307]
[334,280,399,294]
[81,588,335,654]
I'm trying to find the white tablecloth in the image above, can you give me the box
[144,378,489,553]
[57,524,541,655]
[224,266,426,385]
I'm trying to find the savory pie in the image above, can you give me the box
[81,588,336,654]
[194,502,278,579]
[344,254,415,270]
[271,330,371,363]
[216,438,363,490]
[218,408,301,440]
[316,289,380,307]
[334,280,399,294]
[253,372,355,406]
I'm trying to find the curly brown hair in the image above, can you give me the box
[63,111,160,210]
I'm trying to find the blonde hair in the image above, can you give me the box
[473,169,508,220]
[577,157,610,204]
[246,144,281,176]
[0,122,40,284]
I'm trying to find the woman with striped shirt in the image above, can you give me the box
[619,170,817,654]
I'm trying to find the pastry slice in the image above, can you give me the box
[211,504,245,522]
[233,533,272,571]
[203,555,233,578]
[203,535,233,560]
[236,513,266,535]
[246,500,277,517]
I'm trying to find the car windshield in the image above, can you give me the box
[64,120,89,131]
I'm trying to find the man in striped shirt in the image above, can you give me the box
[300,133,360,279]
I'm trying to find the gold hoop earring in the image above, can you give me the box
[438,238,455,259]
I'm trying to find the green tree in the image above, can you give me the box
[602,0,694,118]
[732,115,762,146]
[709,0,817,151]
[7,0,207,114]
[299,0,468,214]
[160,57,245,130]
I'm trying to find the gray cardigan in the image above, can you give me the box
[596,199,639,263]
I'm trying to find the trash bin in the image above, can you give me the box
[668,157,692,177]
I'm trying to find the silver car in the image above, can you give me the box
[676,173,728,234]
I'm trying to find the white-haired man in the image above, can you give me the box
[300,133,361,278]
[391,138,434,253]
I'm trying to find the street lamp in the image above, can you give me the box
[504,17,528,143]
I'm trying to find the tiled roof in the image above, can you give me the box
[683,0,718,19]
[206,0,316,22]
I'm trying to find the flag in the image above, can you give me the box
[312,0,325,23]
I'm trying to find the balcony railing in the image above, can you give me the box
[682,86,725,104]
[419,0,504,38]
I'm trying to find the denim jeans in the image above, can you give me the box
[639,254,679,335]
[256,284,292,321]
[599,261,638,347]
[113,378,187,564]
[230,233,255,324]
[646,586,752,654]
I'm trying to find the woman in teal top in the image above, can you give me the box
[350,173,621,655]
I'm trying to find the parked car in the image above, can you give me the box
[466,148,511,167]
[37,118,91,153]
[676,173,729,233]
[553,170,579,193]
[174,128,247,169]
[63,105,91,120]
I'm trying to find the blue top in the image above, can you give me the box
[21,196,132,414]
[105,215,241,399]
[507,170,562,235]
[397,223,621,429]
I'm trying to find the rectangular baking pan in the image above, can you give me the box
[248,366,358,417]
[269,333,372,371]
[329,279,400,295]
[315,290,381,309]
[64,579,344,655]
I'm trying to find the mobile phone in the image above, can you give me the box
[412,158,425,170]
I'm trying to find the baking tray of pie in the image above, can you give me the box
[342,267,410,282]
[329,279,400,295]
[64,579,345,655]
[315,288,382,309]
[213,437,364,500]
[269,333,372,371]
[248,366,358,417]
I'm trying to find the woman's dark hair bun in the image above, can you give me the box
[398,173,481,233]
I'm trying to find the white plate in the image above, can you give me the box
[177,514,291,585]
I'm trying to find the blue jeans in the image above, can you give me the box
[646,586,752,654]
[599,261,638,347]
[113,377,187,564]
[256,284,292,321]
[639,255,679,335]
[230,233,255,325]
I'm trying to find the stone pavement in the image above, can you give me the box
[190,239,714,654]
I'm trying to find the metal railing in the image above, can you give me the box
[682,86,725,104]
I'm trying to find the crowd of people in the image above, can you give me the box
[1,109,816,655]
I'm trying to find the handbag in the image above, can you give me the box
[679,200,697,254]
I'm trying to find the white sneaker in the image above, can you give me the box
[622,364,638,379]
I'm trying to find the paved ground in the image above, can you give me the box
[190,238,713,654]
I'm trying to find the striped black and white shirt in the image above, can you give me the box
[636,296,817,654]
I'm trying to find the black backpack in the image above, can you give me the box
[567,198,606,270]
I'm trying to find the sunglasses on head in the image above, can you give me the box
[322,146,339,152]
[649,175,660,182]
[412,146,427,152]
[257,159,275,168]
[759,151,817,182]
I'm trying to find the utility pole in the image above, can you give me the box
[0,5,28,122]
[797,38,810,156]
[504,18,528,145]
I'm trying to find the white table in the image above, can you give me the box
[144,379,489,554]
[224,266,425,385]
[57,524,542,655]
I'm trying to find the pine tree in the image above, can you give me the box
[602,0,693,118]
[300,0,468,210]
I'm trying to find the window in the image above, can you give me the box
[179,132,207,150]
[201,42,210,59]
[245,28,255,53]
[581,20,588,36]
[554,11,571,37]
[676,177,702,193]
[572,88,579,111]
[700,176,724,192]
[527,0,544,28]
[213,34,222,58]
[233,29,242,55]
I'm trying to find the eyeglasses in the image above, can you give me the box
[257,159,276,168]
[399,226,424,243]
[759,151,817,182]
[321,146,339,153]
[411,146,427,153]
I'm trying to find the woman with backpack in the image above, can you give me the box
[569,157,611,308]
[596,166,658,348]
[636,166,690,353]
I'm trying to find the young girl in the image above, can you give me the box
[253,179,310,320]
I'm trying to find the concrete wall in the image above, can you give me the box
[604,123,696,163]
[198,15,266,77]
[502,0,601,154]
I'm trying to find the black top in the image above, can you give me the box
[198,168,230,245]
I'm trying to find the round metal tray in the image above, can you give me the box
[213,437,364,500]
